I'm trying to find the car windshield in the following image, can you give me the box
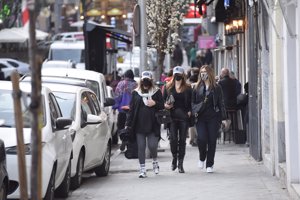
[50,49,85,63]
[52,92,76,120]
[0,89,45,128]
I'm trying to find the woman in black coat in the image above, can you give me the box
[192,65,226,173]
[164,66,192,173]
[125,71,164,178]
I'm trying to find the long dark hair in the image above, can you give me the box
[137,79,154,93]
[166,73,190,93]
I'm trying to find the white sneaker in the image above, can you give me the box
[198,160,204,169]
[153,161,159,175]
[139,167,147,178]
[206,167,213,173]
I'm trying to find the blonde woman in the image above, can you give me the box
[192,65,226,173]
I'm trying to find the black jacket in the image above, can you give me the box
[125,89,164,137]
[192,83,227,121]
[218,76,239,109]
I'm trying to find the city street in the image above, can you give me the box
[60,131,291,200]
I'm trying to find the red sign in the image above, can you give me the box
[184,3,202,18]
[198,36,216,49]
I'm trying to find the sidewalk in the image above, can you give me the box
[110,130,291,200]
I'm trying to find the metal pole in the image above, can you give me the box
[54,0,62,33]
[138,0,147,73]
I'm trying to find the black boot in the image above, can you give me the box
[171,157,177,171]
[178,159,185,173]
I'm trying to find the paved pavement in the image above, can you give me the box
[65,130,291,200]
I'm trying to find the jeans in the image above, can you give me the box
[195,117,220,168]
[136,132,159,164]
[169,120,189,160]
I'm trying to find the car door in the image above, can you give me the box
[48,93,69,177]
[88,91,109,162]
[80,91,103,167]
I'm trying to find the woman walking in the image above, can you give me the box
[164,66,192,173]
[125,71,164,178]
[192,65,226,173]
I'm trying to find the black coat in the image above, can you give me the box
[218,76,239,109]
[192,83,227,122]
[125,89,164,137]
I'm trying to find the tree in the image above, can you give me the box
[0,0,21,29]
[146,0,189,79]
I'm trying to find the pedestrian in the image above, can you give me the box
[189,42,197,66]
[191,50,205,69]
[164,66,192,173]
[187,67,199,146]
[113,69,138,151]
[172,44,183,67]
[125,71,164,178]
[204,49,213,65]
[218,68,239,110]
[229,71,242,96]
[192,65,226,173]
[110,70,122,92]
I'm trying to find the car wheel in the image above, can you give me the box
[0,181,7,200]
[70,151,84,190]
[94,142,111,177]
[55,159,71,198]
[44,167,55,200]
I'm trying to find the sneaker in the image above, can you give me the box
[198,160,204,169]
[153,161,159,174]
[139,167,147,178]
[206,167,213,173]
[139,171,147,178]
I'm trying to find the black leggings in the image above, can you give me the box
[169,120,189,160]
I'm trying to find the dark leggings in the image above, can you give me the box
[195,117,220,168]
[136,132,159,164]
[169,120,189,160]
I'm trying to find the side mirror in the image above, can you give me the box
[86,114,102,125]
[104,97,115,107]
[56,117,73,130]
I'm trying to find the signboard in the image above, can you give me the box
[198,36,216,49]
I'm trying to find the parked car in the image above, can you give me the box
[42,60,75,69]
[0,58,31,76]
[0,81,73,199]
[41,68,116,140]
[48,39,85,69]
[106,86,118,144]
[0,139,12,200]
[40,83,112,189]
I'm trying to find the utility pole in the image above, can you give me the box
[138,0,147,73]
[54,0,62,33]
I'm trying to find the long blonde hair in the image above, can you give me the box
[195,65,217,90]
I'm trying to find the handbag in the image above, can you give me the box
[166,94,175,105]
[155,109,172,124]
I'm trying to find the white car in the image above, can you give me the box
[41,68,116,138]
[41,83,112,189]
[0,81,73,199]
[106,86,118,144]
[0,58,31,76]
[42,60,75,69]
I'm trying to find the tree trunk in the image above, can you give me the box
[155,49,166,81]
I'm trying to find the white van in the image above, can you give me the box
[48,39,85,69]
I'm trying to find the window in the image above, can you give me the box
[88,92,101,115]
[52,91,76,120]
[81,92,95,115]
[49,93,62,128]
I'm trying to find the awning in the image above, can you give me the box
[0,27,49,43]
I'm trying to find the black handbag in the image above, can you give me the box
[192,101,206,116]
[155,109,172,124]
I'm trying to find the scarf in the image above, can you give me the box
[135,87,159,106]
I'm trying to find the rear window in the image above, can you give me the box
[0,90,45,128]
[50,49,85,63]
